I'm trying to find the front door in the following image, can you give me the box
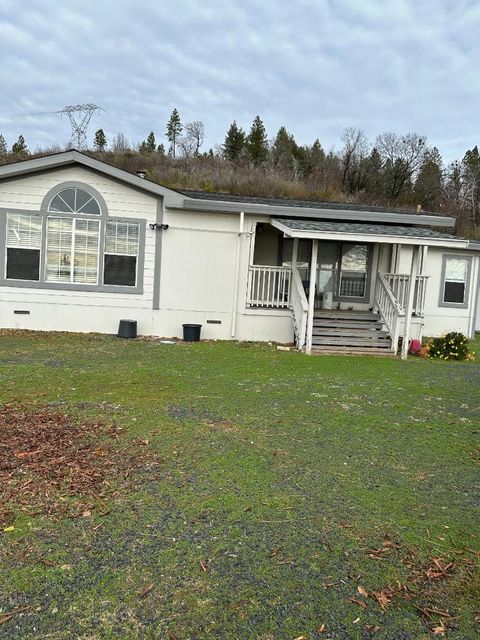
[316,241,372,306]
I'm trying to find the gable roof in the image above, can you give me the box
[0,151,457,229]
[0,150,180,201]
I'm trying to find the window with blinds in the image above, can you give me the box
[4,186,142,290]
[46,218,100,284]
[6,213,42,280]
[443,257,469,304]
[103,221,139,286]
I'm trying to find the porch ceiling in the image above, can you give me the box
[271,218,471,249]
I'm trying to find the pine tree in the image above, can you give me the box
[0,134,7,156]
[272,126,298,171]
[296,139,325,178]
[223,121,246,162]
[365,147,383,196]
[414,147,444,210]
[11,135,28,155]
[146,131,156,152]
[139,131,156,154]
[157,143,165,156]
[461,146,480,230]
[166,109,182,158]
[93,129,107,152]
[246,116,268,166]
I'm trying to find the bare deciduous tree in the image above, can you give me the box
[179,121,204,158]
[111,132,130,153]
[375,132,426,198]
[340,127,371,193]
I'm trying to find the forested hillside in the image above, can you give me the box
[1,111,479,237]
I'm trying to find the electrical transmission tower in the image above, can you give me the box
[59,104,102,150]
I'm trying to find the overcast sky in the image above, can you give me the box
[0,0,479,162]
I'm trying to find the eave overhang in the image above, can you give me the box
[178,197,456,229]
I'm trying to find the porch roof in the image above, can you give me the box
[271,218,474,249]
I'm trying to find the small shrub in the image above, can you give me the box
[426,332,473,361]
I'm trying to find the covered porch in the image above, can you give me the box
[246,219,433,357]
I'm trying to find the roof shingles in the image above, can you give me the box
[274,218,459,240]
[178,189,447,218]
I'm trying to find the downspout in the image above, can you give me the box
[230,211,244,338]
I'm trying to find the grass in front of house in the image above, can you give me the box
[0,332,479,639]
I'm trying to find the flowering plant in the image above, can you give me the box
[426,332,473,361]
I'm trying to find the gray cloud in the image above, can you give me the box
[0,0,479,161]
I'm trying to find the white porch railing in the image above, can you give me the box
[246,265,292,308]
[384,274,429,316]
[374,273,404,355]
[291,266,308,349]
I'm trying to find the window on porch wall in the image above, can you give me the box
[339,244,368,298]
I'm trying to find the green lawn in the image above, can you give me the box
[0,332,479,639]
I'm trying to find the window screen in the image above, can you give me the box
[73,219,100,284]
[443,257,468,304]
[6,213,42,280]
[46,217,100,284]
[103,221,139,286]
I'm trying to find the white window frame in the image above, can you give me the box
[103,220,140,287]
[45,216,101,285]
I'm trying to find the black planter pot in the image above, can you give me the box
[182,323,202,342]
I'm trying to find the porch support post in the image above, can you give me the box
[392,244,402,273]
[390,244,398,273]
[306,239,318,354]
[420,245,428,274]
[401,245,420,360]
[292,237,299,269]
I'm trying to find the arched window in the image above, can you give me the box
[48,187,101,215]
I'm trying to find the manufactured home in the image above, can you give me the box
[0,151,478,356]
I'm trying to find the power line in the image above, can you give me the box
[0,104,104,150]
[0,110,59,118]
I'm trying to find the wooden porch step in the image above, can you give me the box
[312,329,389,339]
[310,346,395,356]
[312,338,392,348]
[312,320,384,330]
[313,311,379,321]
